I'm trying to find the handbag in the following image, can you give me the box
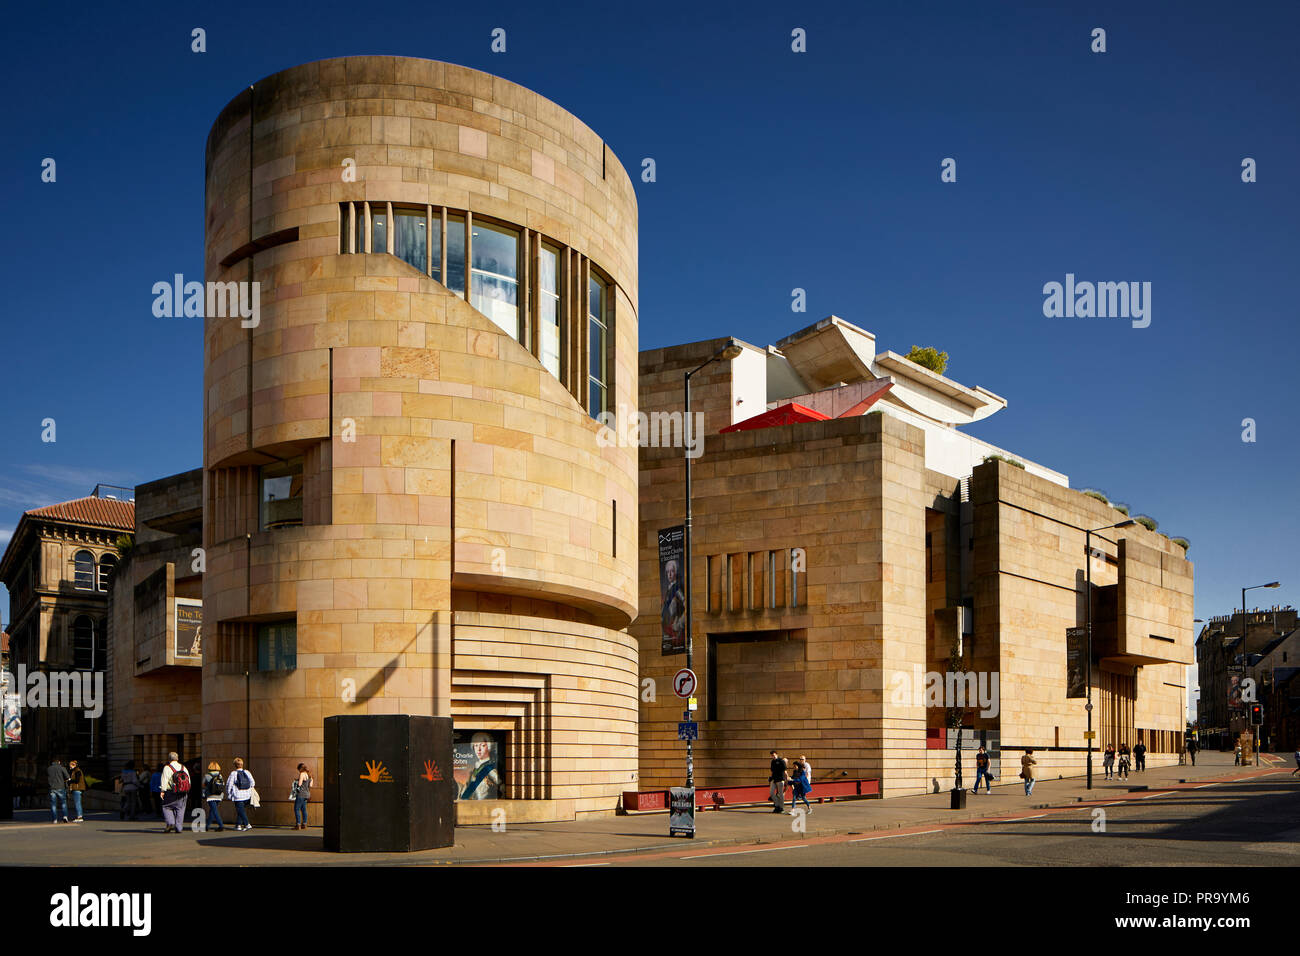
[114,776,123,794]
[249,788,261,809]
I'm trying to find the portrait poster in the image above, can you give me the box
[453,730,505,800]
[659,525,686,655]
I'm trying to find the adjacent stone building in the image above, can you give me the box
[0,487,134,769]
[634,319,1193,795]
[200,56,638,823]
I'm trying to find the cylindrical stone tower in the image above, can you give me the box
[202,56,638,824]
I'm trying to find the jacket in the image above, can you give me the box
[226,768,257,802]
[68,768,86,791]
[204,771,225,801]
[47,763,70,790]
[1020,754,1037,780]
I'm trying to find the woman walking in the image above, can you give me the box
[789,758,812,814]
[225,757,257,831]
[1118,743,1131,780]
[1103,743,1116,780]
[291,763,314,829]
[203,762,226,832]
[1020,748,1038,796]
[67,759,86,822]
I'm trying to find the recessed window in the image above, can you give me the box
[73,550,95,590]
[260,457,304,530]
[394,208,426,274]
[97,554,117,592]
[539,243,561,379]
[471,221,520,340]
[72,615,103,670]
[588,274,609,419]
[354,205,365,254]
[257,620,297,671]
[371,210,388,255]
[446,214,466,297]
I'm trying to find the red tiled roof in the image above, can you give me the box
[719,402,831,433]
[26,496,135,531]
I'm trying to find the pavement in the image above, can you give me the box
[0,751,1288,866]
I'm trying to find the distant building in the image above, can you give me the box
[1195,606,1297,749]
[635,319,1194,795]
[0,486,135,766]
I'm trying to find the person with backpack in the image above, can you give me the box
[203,762,226,831]
[66,759,86,822]
[159,752,191,833]
[291,763,314,829]
[225,757,256,831]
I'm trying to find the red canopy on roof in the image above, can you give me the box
[720,403,831,432]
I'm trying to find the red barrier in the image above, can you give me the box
[622,778,879,812]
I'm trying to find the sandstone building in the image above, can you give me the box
[634,319,1194,795]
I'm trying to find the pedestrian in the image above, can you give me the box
[1292,749,1300,777]
[1118,743,1131,779]
[1019,748,1037,796]
[767,750,788,813]
[119,761,141,820]
[971,745,993,794]
[291,762,314,829]
[800,754,813,784]
[1234,742,1242,766]
[1187,737,1198,766]
[46,757,70,823]
[1103,743,1116,780]
[159,752,191,833]
[185,758,203,817]
[789,758,812,814]
[1133,739,1147,772]
[226,757,257,831]
[203,762,226,831]
[150,763,164,818]
[67,759,86,822]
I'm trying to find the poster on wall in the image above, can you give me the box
[1,670,20,746]
[175,599,202,660]
[659,525,686,655]
[452,730,505,800]
[1065,627,1087,699]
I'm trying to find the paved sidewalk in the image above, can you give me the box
[0,751,1284,866]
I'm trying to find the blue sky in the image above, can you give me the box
[1,0,1296,637]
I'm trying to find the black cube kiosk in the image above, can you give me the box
[324,714,455,852]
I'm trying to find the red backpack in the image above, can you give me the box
[169,764,191,794]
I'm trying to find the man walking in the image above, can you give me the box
[971,745,993,794]
[1291,748,1300,777]
[768,750,789,813]
[159,752,191,833]
[46,757,70,823]
[1133,739,1147,772]
[1187,737,1198,766]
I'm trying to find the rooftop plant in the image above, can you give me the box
[905,345,949,375]
[983,454,1025,469]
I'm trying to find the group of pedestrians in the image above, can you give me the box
[767,750,814,813]
[1101,740,1148,780]
[44,757,87,823]
[110,755,311,832]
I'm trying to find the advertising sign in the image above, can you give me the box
[659,526,686,655]
[0,670,19,746]
[452,730,505,800]
[1065,627,1087,699]
[669,786,695,837]
[175,599,202,660]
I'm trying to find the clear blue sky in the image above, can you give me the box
[1,0,1296,629]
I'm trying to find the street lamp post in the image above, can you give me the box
[1241,581,1280,767]
[682,339,742,790]
[1085,519,1136,790]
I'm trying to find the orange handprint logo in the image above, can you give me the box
[421,759,443,782]
[360,760,389,783]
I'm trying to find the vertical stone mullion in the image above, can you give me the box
[439,207,447,285]
[363,201,372,254]
[385,201,394,254]
[425,204,433,276]
[465,211,473,304]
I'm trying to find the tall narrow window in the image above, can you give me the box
[73,550,95,590]
[371,209,387,257]
[72,616,101,670]
[257,620,297,671]
[471,221,520,339]
[97,554,117,592]
[588,274,609,419]
[538,243,561,379]
[394,208,426,273]
[260,457,304,530]
[446,214,466,297]
[354,203,365,254]
[430,210,443,283]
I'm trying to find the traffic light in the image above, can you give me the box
[1249,703,1263,726]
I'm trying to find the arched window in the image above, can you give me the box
[98,554,118,592]
[73,550,95,590]
[72,616,96,670]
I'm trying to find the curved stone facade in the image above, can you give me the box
[201,56,638,823]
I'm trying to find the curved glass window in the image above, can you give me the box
[539,243,561,379]
[394,208,427,273]
[446,214,466,297]
[73,550,95,590]
[588,275,608,419]
[471,222,520,340]
[97,554,117,592]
